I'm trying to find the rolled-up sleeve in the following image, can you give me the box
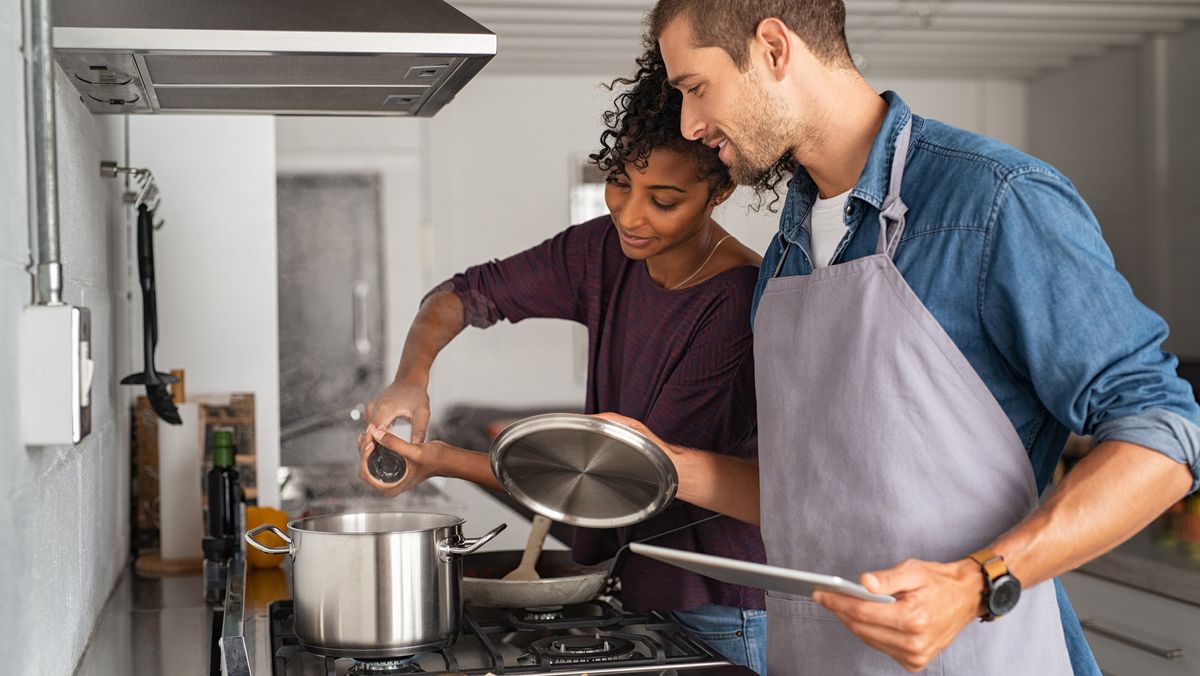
[426,222,596,328]
[981,168,1200,491]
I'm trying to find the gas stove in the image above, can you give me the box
[268,598,741,675]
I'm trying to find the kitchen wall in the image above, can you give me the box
[1030,23,1200,359]
[419,72,1030,419]
[128,115,282,508]
[0,44,129,676]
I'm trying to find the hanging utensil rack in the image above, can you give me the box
[101,160,165,228]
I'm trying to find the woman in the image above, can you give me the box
[357,52,769,674]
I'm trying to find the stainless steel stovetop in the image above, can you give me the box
[220,555,755,676]
[269,598,745,675]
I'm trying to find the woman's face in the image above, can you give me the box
[605,148,722,261]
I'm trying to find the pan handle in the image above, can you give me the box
[442,523,507,559]
[605,512,725,593]
[244,524,293,556]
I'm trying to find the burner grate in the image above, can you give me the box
[347,657,424,674]
[268,598,725,675]
[529,634,638,664]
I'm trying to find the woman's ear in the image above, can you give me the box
[710,182,737,208]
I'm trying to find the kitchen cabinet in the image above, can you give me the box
[1061,571,1200,676]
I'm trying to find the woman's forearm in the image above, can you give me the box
[673,448,761,526]
[394,290,467,385]
[431,442,505,493]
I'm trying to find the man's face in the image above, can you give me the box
[658,16,794,185]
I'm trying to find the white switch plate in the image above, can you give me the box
[20,305,94,446]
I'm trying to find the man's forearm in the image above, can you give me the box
[672,448,761,526]
[394,290,466,385]
[991,439,1192,586]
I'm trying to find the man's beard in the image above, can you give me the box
[726,79,819,187]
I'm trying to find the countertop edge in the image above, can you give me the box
[1076,547,1200,608]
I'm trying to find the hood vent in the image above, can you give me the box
[53,0,495,116]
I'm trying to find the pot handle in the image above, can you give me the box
[442,523,507,558]
[244,523,293,556]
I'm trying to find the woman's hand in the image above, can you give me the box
[592,412,683,455]
[357,423,444,497]
[591,412,761,525]
[364,379,432,443]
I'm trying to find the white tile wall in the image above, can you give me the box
[0,5,129,672]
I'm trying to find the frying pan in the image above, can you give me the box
[461,513,724,608]
[461,550,610,608]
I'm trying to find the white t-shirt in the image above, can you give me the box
[808,189,851,269]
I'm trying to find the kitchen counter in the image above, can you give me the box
[74,566,217,676]
[74,463,563,676]
[72,555,284,676]
[1077,523,1200,607]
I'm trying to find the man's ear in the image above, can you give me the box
[755,17,793,81]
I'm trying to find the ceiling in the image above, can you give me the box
[451,0,1200,79]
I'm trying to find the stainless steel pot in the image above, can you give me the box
[245,512,505,658]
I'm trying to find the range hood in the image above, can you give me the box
[53,0,495,116]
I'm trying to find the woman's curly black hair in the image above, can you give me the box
[590,46,793,211]
[589,46,731,199]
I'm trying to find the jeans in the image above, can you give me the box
[1056,577,1103,676]
[670,603,768,675]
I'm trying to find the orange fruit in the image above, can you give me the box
[245,506,290,569]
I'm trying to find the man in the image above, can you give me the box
[601,0,1200,673]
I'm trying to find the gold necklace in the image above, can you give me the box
[669,234,733,290]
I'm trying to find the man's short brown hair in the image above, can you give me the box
[650,0,852,69]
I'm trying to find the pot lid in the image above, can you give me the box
[489,413,678,528]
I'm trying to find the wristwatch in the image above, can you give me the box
[968,548,1021,621]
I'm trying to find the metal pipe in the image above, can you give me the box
[29,0,62,306]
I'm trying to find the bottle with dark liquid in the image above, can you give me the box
[203,429,241,603]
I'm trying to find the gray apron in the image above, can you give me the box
[754,121,1072,675]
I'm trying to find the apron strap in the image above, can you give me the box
[772,236,791,278]
[875,119,913,259]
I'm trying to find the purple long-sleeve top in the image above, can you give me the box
[442,216,766,612]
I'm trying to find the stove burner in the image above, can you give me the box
[521,605,564,622]
[503,599,623,631]
[346,657,423,674]
[529,634,637,664]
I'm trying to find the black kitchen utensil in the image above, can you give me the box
[121,204,181,424]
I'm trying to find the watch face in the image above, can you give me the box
[989,575,1022,616]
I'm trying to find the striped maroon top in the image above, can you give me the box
[443,215,766,612]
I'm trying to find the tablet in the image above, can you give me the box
[629,542,895,604]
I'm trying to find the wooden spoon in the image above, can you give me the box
[503,514,552,581]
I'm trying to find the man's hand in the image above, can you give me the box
[357,423,443,497]
[813,558,985,672]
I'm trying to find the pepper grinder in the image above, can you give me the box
[368,419,412,483]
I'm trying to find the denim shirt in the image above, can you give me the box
[752,92,1200,495]
[751,92,1200,676]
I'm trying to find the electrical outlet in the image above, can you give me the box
[20,305,94,446]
